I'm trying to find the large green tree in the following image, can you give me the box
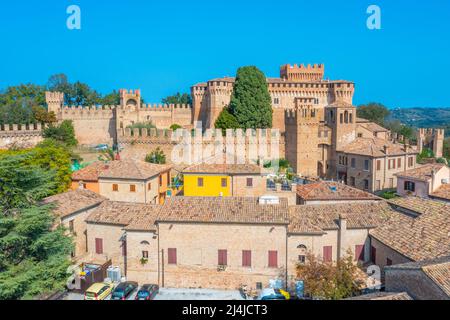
[43,120,78,147]
[162,92,192,105]
[356,103,390,126]
[214,107,240,133]
[228,66,273,129]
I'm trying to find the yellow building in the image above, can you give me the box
[182,163,265,197]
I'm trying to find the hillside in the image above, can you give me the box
[387,107,450,137]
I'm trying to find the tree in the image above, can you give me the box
[417,148,435,163]
[145,147,166,164]
[162,92,192,105]
[101,90,120,105]
[228,66,273,129]
[32,106,57,124]
[443,137,450,161]
[356,103,390,126]
[170,124,182,131]
[43,120,78,147]
[296,251,361,300]
[214,107,240,133]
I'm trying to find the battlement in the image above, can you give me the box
[0,123,44,133]
[280,63,325,81]
[138,103,192,110]
[418,128,445,137]
[45,91,64,102]
[119,89,141,96]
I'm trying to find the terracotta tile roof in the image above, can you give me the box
[183,163,261,175]
[156,197,289,225]
[370,197,450,261]
[98,160,172,180]
[395,163,447,182]
[296,181,381,201]
[42,189,106,219]
[86,201,160,231]
[345,292,412,300]
[288,202,395,234]
[338,137,418,157]
[71,162,107,182]
[385,256,450,297]
[431,184,450,201]
[360,122,389,133]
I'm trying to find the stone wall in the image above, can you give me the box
[0,124,43,149]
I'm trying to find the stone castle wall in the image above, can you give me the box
[0,123,44,149]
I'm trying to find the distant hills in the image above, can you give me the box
[387,107,450,136]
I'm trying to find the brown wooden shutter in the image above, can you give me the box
[268,250,278,268]
[323,246,332,262]
[371,246,377,263]
[355,245,364,261]
[95,238,103,254]
[242,250,251,267]
[218,249,227,266]
[122,241,127,256]
[168,248,177,264]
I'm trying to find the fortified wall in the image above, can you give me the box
[117,127,285,166]
[0,123,44,149]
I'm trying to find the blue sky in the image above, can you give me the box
[0,0,449,107]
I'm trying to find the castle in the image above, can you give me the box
[1,63,445,192]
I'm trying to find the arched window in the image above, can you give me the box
[340,113,343,124]
[349,112,353,123]
[140,240,150,245]
[344,111,349,123]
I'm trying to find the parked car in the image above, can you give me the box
[110,281,138,300]
[84,282,114,300]
[258,288,290,300]
[94,144,109,151]
[135,284,159,300]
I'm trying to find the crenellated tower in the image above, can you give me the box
[417,128,445,158]
[45,91,64,114]
[280,64,325,81]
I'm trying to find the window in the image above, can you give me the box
[168,248,177,264]
[130,184,136,192]
[242,250,252,267]
[69,220,74,233]
[389,178,394,188]
[256,282,263,290]
[397,158,402,168]
[218,249,227,266]
[386,258,393,266]
[142,251,149,259]
[357,133,363,138]
[167,172,170,184]
[273,97,279,105]
[95,238,103,254]
[376,160,381,171]
[351,158,356,168]
[197,177,204,187]
[408,156,414,167]
[112,184,118,192]
[388,159,396,170]
[221,178,227,188]
[404,181,415,192]
[246,178,253,187]
[148,183,152,191]
[323,246,332,263]
[159,175,162,187]
[375,180,381,190]
[268,251,278,268]
[364,160,370,171]
[363,179,369,190]
[355,245,365,261]
[298,255,306,264]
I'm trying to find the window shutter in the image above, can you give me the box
[242,250,251,267]
[168,248,177,264]
[355,245,364,261]
[95,238,103,254]
[371,246,377,263]
[323,246,332,262]
[268,250,278,268]
[218,249,227,266]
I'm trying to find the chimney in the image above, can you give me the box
[338,213,348,260]
[431,167,437,192]
[383,145,389,155]
[78,181,85,190]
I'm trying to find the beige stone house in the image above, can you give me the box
[98,160,172,204]
[395,163,450,199]
[43,189,106,258]
[369,197,450,269]
[296,181,381,205]
[81,196,399,290]
[336,137,419,192]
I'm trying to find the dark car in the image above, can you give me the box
[135,284,159,300]
[110,281,138,300]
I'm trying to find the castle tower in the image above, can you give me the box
[326,103,357,177]
[119,89,141,109]
[417,128,445,158]
[433,129,444,158]
[285,101,328,177]
[45,91,64,114]
[280,64,325,82]
[205,79,233,129]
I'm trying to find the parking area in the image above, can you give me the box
[154,288,244,300]
[62,288,244,300]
